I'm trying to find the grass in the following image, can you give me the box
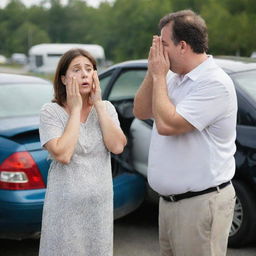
[25,71,54,82]
[0,63,54,82]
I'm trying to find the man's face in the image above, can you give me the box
[161,23,180,73]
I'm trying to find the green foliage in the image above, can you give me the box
[201,0,256,56]
[101,0,173,61]
[0,0,255,61]
[171,0,208,13]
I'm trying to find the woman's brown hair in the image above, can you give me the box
[52,48,97,106]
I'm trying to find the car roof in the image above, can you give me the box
[0,73,51,84]
[214,56,256,73]
[102,56,256,74]
[103,59,148,71]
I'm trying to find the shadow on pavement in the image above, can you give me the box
[0,239,39,256]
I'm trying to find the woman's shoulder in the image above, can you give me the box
[103,100,114,108]
[103,100,116,112]
[40,102,62,115]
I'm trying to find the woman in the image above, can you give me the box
[39,48,127,256]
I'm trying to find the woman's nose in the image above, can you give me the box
[81,69,87,77]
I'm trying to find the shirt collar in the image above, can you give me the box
[185,55,215,82]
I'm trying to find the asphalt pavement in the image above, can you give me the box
[113,201,256,256]
[1,202,255,256]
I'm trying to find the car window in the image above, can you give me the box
[231,70,256,126]
[0,83,53,118]
[99,73,112,93]
[108,69,146,100]
[232,70,256,102]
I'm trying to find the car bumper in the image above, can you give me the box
[113,172,146,219]
[0,172,146,239]
[0,189,45,239]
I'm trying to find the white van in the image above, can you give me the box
[11,53,27,65]
[251,51,256,59]
[28,43,105,73]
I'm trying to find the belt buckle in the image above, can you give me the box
[168,195,176,202]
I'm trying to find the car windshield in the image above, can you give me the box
[232,70,256,102]
[0,83,53,118]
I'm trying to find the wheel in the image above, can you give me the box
[228,180,256,247]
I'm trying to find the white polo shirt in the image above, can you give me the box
[148,56,237,195]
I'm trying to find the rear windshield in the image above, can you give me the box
[0,83,53,118]
[232,70,256,102]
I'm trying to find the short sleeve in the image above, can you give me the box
[39,103,64,148]
[176,81,229,131]
[105,101,120,127]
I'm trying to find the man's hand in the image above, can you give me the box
[148,35,170,78]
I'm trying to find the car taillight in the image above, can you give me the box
[0,152,45,190]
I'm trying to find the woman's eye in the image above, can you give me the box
[73,69,79,72]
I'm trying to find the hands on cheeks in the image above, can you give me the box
[66,76,83,113]
[89,71,102,105]
[148,36,170,78]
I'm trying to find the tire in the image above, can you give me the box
[228,180,256,247]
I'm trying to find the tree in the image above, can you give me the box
[100,0,173,61]
[201,0,255,56]
[8,22,50,54]
[0,0,255,61]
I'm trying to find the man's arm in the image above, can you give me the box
[150,36,195,135]
[133,71,153,120]
[152,75,194,135]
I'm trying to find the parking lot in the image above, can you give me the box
[1,201,255,256]
[0,67,255,256]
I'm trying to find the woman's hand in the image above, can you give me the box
[89,71,102,105]
[45,76,82,165]
[66,76,82,113]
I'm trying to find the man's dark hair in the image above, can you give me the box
[159,9,208,53]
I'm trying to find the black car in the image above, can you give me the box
[99,56,256,247]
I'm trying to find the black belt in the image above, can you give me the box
[161,181,231,202]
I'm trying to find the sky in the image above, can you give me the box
[0,0,114,8]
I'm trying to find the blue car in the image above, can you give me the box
[0,73,145,240]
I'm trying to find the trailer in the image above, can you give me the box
[28,43,105,73]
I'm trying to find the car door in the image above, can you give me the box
[99,66,147,219]
[228,70,256,247]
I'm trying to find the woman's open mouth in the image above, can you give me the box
[81,82,89,88]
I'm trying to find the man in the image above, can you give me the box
[133,9,237,256]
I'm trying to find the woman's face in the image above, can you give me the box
[63,55,94,95]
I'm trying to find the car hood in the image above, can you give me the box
[0,116,39,138]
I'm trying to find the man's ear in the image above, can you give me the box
[180,41,187,54]
[61,75,66,85]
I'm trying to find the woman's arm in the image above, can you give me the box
[91,72,127,154]
[45,77,82,164]
[95,101,127,154]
